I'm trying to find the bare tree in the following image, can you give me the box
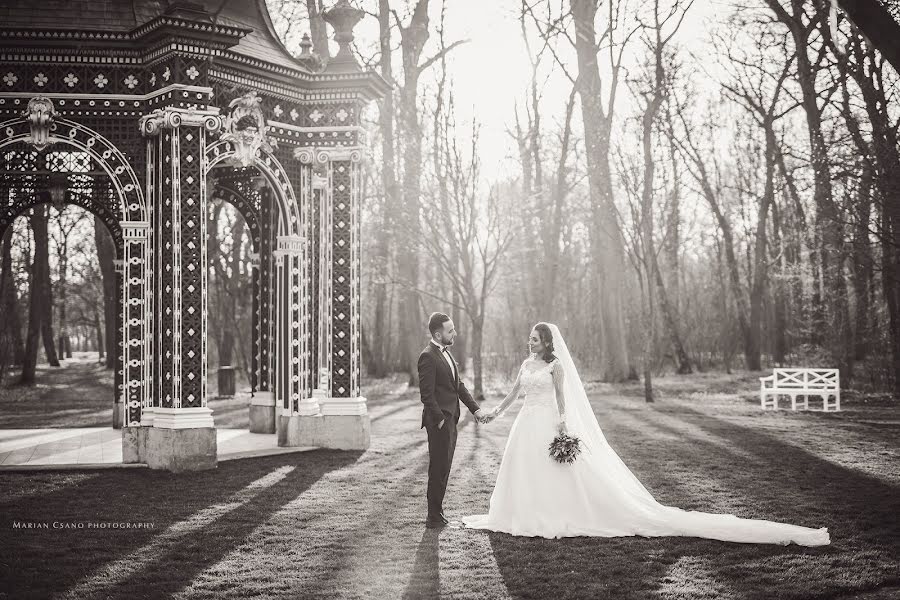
[764,0,853,376]
[50,206,87,359]
[93,214,116,370]
[390,0,467,386]
[423,109,515,397]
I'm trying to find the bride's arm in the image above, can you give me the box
[551,361,567,432]
[491,365,525,417]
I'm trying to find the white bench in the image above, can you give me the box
[759,368,840,412]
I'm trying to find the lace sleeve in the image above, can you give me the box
[551,359,566,423]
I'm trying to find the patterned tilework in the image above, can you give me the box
[177,124,205,408]
[257,186,275,393]
[154,129,176,408]
[310,187,321,392]
[331,160,352,397]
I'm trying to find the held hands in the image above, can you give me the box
[557,418,567,435]
[475,408,497,425]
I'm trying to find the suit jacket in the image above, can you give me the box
[418,343,480,429]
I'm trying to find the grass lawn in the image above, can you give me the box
[1,370,899,599]
[0,353,256,429]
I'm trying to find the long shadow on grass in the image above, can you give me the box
[0,450,362,600]
[291,418,480,598]
[401,530,440,599]
[653,406,900,547]
[481,398,900,600]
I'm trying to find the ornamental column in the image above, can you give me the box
[295,146,369,450]
[249,185,276,433]
[133,106,221,471]
[273,232,316,446]
[118,221,151,428]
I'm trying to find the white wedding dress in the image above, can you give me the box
[462,324,830,546]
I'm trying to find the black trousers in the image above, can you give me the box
[425,412,458,519]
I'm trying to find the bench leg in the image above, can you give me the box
[790,394,797,411]
[803,395,809,410]
[823,393,841,412]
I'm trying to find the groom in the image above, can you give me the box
[418,312,485,528]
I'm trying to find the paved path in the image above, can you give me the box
[0,428,311,468]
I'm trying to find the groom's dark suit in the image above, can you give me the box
[418,342,480,521]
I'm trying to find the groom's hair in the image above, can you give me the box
[428,312,451,336]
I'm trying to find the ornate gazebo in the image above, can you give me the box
[0,0,387,471]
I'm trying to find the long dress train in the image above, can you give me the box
[462,332,829,546]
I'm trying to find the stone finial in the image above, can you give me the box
[323,0,364,73]
[297,32,325,72]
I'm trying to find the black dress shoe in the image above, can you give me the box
[425,519,446,529]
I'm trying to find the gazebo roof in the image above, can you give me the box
[0,0,307,71]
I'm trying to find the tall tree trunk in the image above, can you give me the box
[848,161,874,360]
[21,210,42,383]
[397,0,433,386]
[369,0,397,378]
[770,199,788,364]
[470,312,484,400]
[571,0,631,381]
[653,256,692,374]
[94,216,116,369]
[746,125,778,371]
[31,206,59,367]
[94,307,104,359]
[1,228,24,380]
[1,229,23,356]
[57,248,70,359]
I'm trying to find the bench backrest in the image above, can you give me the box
[772,368,839,389]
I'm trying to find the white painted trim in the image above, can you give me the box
[268,121,363,134]
[152,407,215,429]
[140,407,155,427]
[297,396,321,417]
[251,391,275,407]
[0,84,213,103]
[319,396,368,417]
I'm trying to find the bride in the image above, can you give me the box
[462,323,830,546]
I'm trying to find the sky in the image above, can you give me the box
[359,0,732,176]
[272,0,738,178]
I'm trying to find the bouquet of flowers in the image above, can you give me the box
[548,432,582,464]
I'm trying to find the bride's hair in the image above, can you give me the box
[533,323,557,363]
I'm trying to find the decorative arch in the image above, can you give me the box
[0,147,124,255]
[205,139,312,416]
[204,140,302,238]
[0,115,150,428]
[0,117,146,223]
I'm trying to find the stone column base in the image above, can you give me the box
[249,391,276,434]
[143,426,217,472]
[321,414,370,450]
[112,402,124,429]
[278,414,318,447]
[122,426,147,463]
[278,413,370,450]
